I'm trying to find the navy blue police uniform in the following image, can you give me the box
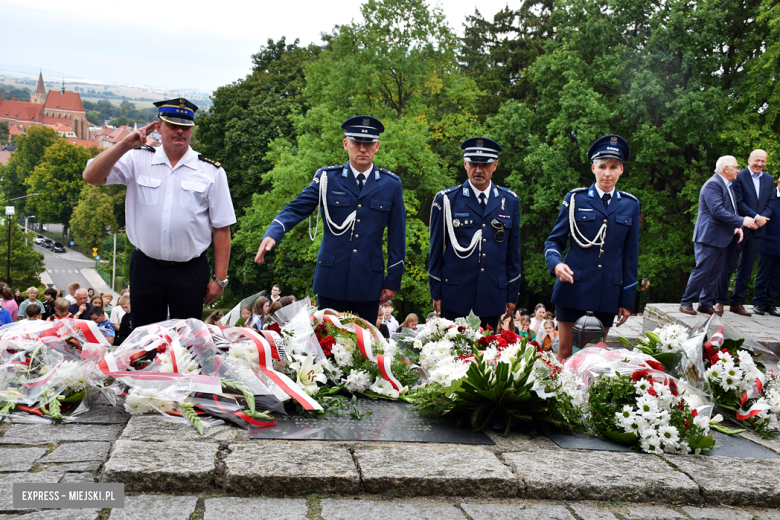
[262,116,406,323]
[543,135,640,326]
[428,138,522,330]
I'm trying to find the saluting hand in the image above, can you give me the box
[553,263,574,283]
[120,121,160,149]
[255,237,276,264]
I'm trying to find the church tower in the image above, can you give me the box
[30,71,46,104]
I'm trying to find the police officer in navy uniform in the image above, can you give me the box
[428,138,522,330]
[544,135,640,361]
[255,116,406,323]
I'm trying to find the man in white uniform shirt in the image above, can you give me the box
[82,98,236,327]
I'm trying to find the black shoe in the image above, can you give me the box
[754,305,766,316]
[768,307,780,317]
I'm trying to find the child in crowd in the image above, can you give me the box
[115,297,133,346]
[237,307,253,327]
[89,306,115,345]
[537,319,559,353]
[252,297,271,330]
[25,304,42,321]
[111,291,129,329]
[18,287,39,319]
[205,311,224,325]
[48,298,72,321]
[516,315,534,342]
[42,288,57,320]
[496,314,515,335]
[530,304,546,335]
[426,311,437,323]
[90,295,103,308]
[399,313,419,331]
[102,293,113,313]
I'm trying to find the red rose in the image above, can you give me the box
[457,326,466,333]
[704,344,716,361]
[497,337,508,349]
[478,337,489,347]
[720,348,731,358]
[501,329,520,344]
[267,323,282,334]
[647,387,658,397]
[684,419,690,428]
[691,409,698,417]
[646,359,665,372]
[486,325,494,332]
[319,335,335,356]
[632,370,651,381]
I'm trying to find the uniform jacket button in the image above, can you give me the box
[603,219,608,223]
[355,235,359,239]
[356,219,361,223]
[358,204,362,208]
[482,223,486,228]
[598,265,602,269]
[336,201,339,204]
[480,268,485,272]
[482,253,486,257]
[482,239,487,243]
[353,249,357,253]
[445,279,448,282]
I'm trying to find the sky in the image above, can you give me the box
[2,0,511,93]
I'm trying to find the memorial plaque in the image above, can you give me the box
[250,398,494,444]
[545,429,779,459]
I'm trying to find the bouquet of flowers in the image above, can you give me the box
[410,316,577,434]
[0,319,113,423]
[701,329,780,438]
[619,324,689,372]
[101,319,288,434]
[565,346,715,454]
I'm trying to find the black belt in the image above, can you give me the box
[136,249,206,267]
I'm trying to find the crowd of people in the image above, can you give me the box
[5,282,134,346]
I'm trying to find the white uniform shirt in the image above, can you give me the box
[94,146,236,262]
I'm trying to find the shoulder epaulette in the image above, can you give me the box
[379,167,400,180]
[498,186,518,198]
[198,154,222,168]
[619,191,638,202]
[135,145,156,153]
[569,187,588,194]
[321,165,343,171]
[439,186,459,196]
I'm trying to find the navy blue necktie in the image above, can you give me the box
[357,173,365,193]
[479,193,487,209]
[602,193,611,211]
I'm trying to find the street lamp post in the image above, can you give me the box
[7,194,39,285]
[24,216,35,245]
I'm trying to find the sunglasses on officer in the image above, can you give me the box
[491,219,505,243]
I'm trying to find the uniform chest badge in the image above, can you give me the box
[453,219,461,228]
[462,188,470,197]
[501,197,505,210]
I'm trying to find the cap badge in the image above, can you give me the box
[476,139,483,146]
[363,118,370,125]
[610,136,618,144]
[179,98,186,108]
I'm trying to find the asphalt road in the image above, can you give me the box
[33,242,96,291]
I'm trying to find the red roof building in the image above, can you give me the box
[0,72,91,140]
[67,139,100,148]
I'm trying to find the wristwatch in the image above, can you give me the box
[212,275,229,288]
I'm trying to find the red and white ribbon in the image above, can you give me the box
[222,327,322,411]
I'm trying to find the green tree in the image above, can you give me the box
[0,126,61,213]
[69,184,118,249]
[24,140,99,235]
[233,0,483,317]
[0,223,45,288]
[0,121,8,144]
[109,115,130,127]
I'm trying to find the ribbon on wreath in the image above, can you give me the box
[312,309,403,391]
[221,326,322,411]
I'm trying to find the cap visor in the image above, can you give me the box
[592,152,623,161]
[346,136,379,143]
[465,158,496,164]
[159,115,194,126]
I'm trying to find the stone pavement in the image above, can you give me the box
[644,303,780,353]
[2,393,780,518]
[605,315,643,346]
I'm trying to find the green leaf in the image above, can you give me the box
[602,430,638,446]
[466,311,482,330]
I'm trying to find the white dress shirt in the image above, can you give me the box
[594,185,616,205]
[349,163,373,182]
[750,169,763,218]
[469,180,492,203]
[717,173,738,214]
[96,146,237,262]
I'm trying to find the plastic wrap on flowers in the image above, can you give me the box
[222,291,266,326]
[566,346,715,454]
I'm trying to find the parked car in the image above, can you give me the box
[42,238,54,249]
[33,235,45,245]
[52,242,65,253]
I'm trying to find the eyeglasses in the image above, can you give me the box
[491,219,505,243]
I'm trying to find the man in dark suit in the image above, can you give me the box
[717,150,773,316]
[680,156,757,315]
[753,175,780,316]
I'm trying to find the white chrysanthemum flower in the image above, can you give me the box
[636,396,659,414]
[158,343,199,374]
[124,387,177,415]
[658,425,680,444]
[331,343,354,368]
[227,341,261,371]
[344,369,372,393]
[640,434,665,455]
[635,379,651,394]
[369,377,400,398]
[706,365,723,381]
[720,375,740,392]
[338,337,356,353]
[55,361,90,394]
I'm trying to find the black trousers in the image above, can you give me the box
[442,307,501,331]
[753,253,780,307]
[730,232,763,305]
[129,250,210,328]
[317,295,379,325]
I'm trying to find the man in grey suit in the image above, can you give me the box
[716,150,773,316]
[680,156,758,315]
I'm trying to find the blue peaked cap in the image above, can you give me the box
[588,134,630,163]
[341,115,384,143]
[460,137,502,163]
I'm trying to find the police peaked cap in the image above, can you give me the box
[342,116,384,143]
[154,98,198,126]
[588,135,630,163]
[461,137,502,164]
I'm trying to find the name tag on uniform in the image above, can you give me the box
[577,208,594,212]
[331,191,346,195]
[454,213,469,217]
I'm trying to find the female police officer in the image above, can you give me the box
[543,135,640,361]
